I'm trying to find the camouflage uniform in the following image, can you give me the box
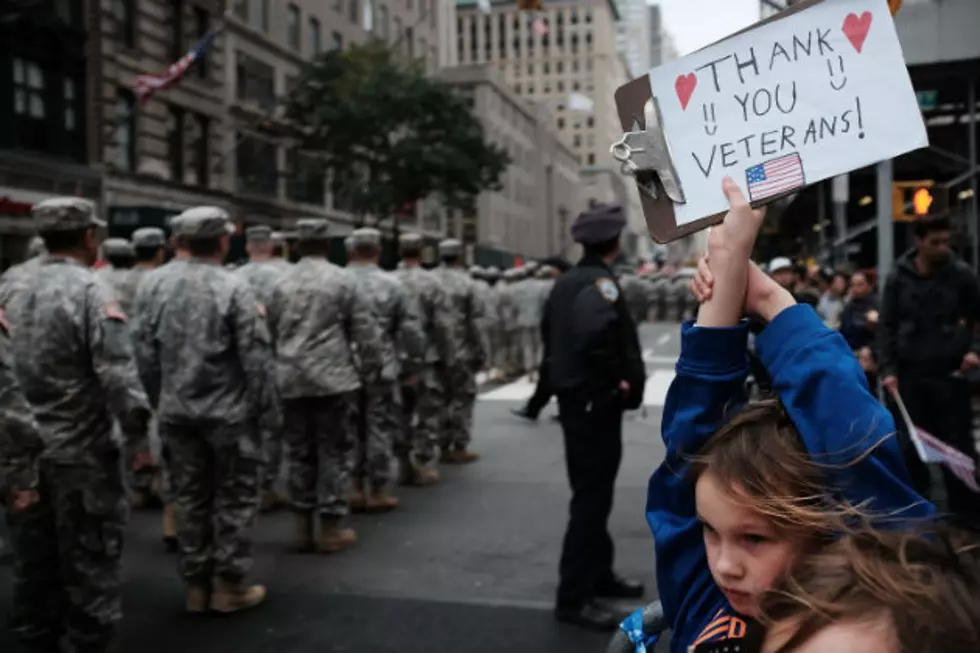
[6,198,151,653]
[432,239,489,457]
[469,266,498,371]
[265,220,382,525]
[133,207,280,597]
[513,272,545,374]
[346,229,425,495]
[236,225,291,496]
[393,235,455,471]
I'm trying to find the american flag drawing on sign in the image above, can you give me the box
[910,425,980,493]
[745,153,806,203]
[134,25,221,103]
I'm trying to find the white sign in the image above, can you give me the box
[648,0,927,227]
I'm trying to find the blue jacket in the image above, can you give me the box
[644,305,934,653]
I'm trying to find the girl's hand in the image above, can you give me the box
[706,178,767,262]
[745,261,795,322]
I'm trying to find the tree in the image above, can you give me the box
[283,41,510,224]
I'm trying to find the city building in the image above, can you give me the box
[614,0,650,78]
[441,64,581,264]
[0,0,101,266]
[648,3,678,69]
[760,0,801,19]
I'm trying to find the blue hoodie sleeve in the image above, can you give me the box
[646,320,750,652]
[755,304,934,521]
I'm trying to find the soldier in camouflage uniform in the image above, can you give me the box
[393,233,455,485]
[134,206,278,614]
[96,238,138,312]
[236,225,291,511]
[6,197,152,653]
[0,235,47,313]
[265,219,383,553]
[345,228,425,511]
[432,239,489,463]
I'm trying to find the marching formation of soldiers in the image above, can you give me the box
[0,198,490,653]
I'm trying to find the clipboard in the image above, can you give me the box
[612,0,893,244]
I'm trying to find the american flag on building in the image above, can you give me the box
[745,153,805,203]
[134,25,221,103]
[532,15,549,36]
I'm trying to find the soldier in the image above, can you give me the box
[513,265,545,377]
[393,233,455,485]
[481,267,503,379]
[133,206,278,613]
[469,265,497,377]
[6,197,152,653]
[265,219,382,553]
[0,235,47,312]
[618,268,649,326]
[432,238,489,463]
[236,225,290,511]
[346,228,425,511]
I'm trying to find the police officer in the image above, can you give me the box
[544,203,646,630]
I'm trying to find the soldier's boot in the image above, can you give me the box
[365,486,400,513]
[186,584,209,614]
[445,448,480,465]
[260,490,286,513]
[349,478,367,513]
[294,511,315,552]
[410,465,440,487]
[162,503,178,553]
[209,578,267,613]
[317,517,357,554]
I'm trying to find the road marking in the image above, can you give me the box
[643,350,677,366]
[480,369,676,407]
[656,333,671,346]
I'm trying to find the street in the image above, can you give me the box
[0,323,678,653]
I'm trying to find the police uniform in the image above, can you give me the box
[544,204,646,630]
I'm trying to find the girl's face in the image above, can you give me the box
[695,471,800,617]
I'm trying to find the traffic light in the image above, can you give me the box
[892,181,949,222]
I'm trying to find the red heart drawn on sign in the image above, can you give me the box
[842,11,872,53]
[675,73,697,110]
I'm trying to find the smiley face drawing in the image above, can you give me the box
[827,55,847,91]
[702,102,718,136]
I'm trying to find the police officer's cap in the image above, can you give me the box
[438,238,463,257]
[131,227,166,249]
[174,206,235,240]
[570,204,625,245]
[296,218,330,242]
[246,225,274,244]
[351,227,381,249]
[32,197,105,233]
[102,238,135,259]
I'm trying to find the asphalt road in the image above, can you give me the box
[0,322,680,653]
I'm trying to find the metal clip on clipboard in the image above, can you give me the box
[609,97,686,205]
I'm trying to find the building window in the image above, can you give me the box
[166,105,185,182]
[286,150,326,204]
[259,0,270,32]
[332,31,343,50]
[348,0,358,23]
[168,0,184,59]
[586,116,594,128]
[573,134,581,147]
[406,26,414,57]
[287,4,301,50]
[557,81,564,92]
[587,153,595,165]
[363,0,374,31]
[13,58,44,120]
[236,135,279,198]
[187,113,210,187]
[63,78,76,132]
[309,17,321,54]
[116,89,136,171]
[194,7,210,79]
[429,0,436,27]
[379,5,389,39]
[114,0,135,48]
[557,118,564,130]
[232,0,247,20]
[236,52,277,111]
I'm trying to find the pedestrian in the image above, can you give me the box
[393,233,455,486]
[6,197,152,652]
[432,238,489,463]
[0,235,46,313]
[816,268,847,329]
[346,228,425,511]
[544,203,646,630]
[878,216,980,519]
[265,218,383,553]
[133,206,279,613]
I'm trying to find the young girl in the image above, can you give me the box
[760,522,980,653]
[641,178,934,653]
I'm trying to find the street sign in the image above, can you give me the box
[916,90,938,111]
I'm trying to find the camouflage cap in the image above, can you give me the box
[271,230,285,244]
[351,227,381,249]
[524,260,540,271]
[485,265,501,278]
[32,197,105,233]
[343,235,354,251]
[102,238,135,258]
[296,218,330,242]
[246,225,274,244]
[438,238,463,257]
[27,235,46,258]
[173,206,235,240]
[468,265,484,276]
[399,232,424,250]
[131,227,166,249]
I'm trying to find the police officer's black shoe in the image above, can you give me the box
[554,601,621,631]
[595,574,645,599]
[510,408,537,422]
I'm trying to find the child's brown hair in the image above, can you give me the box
[760,522,980,653]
